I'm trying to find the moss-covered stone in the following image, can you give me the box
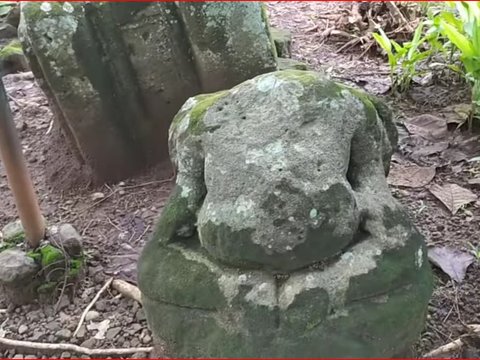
[0,39,22,58]
[1,220,25,244]
[188,91,229,135]
[19,2,277,182]
[277,58,308,71]
[139,69,431,357]
[39,245,64,268]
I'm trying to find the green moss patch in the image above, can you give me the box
[25,242,85,298]
[189,91,228,135]
[40,244,64,268]
[0,39,23,59]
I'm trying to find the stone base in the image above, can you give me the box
[0,222,85,305]
[139,234,433,357]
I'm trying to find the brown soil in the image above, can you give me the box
[0,2,479,358]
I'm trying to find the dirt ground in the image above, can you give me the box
[1,2,480,358]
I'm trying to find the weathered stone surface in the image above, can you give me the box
[0,39,29,75]
[0,249,39,305]
[0,24,17,39]
[0,249,37,283]
[271,27,292,58]
[19,2,278,182]
[277,57,308,71]
[1,219,25,244]
[138,70,432,357]
[57,224,83,257]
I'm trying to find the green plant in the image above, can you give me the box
[468,241,480,260]
[426,2,480,125]
[373,22,433,92]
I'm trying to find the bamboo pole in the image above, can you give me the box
[0,76,44,247]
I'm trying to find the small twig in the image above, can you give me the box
[112,279,142,304]
[7,94,22,107]
[133,225,151,244]
[0,337,153,356]
[122,175,176,191]
[79,190,118,214]
[385,2,413,32]
[45,119,54,135]
[106,217,124,232]
[81,219,95,236]
[424,324,480,357]
[73,277,113,337]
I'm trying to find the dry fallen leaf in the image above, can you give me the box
[429,183,478,215]
[388,163,436,188]
[442,103,471,125]
[404,114,448,141]
[87,319,111,340]
[428,246,475,283]
[412,141,449,158]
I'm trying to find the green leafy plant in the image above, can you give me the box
[426,2,480,125]
[373,22,433,92]
[468,241,480,260]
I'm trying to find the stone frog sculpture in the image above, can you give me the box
[138,70,433,357]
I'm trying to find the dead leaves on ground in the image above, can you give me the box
[404,114,448,141]
[428,246,475,283]
[429,183,478,215]
[388,163,436,188]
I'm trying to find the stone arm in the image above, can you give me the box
[153,137,206,245]
[348,97,398,236]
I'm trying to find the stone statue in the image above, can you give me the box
[138,70,433,357]
[19,2,277,181]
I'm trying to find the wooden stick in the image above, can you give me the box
[424,324,480,357]
[72,277,113,337]
[0,76,45,247]
[0,337,152,356]
[112,279,142,304]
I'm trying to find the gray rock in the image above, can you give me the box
[29,330,44,341]
[141,334,152,344]
[60,353,71,359]
[0,250,38,284]
[277,58,308,71]
[94,300,107,312]
[134,309,146,322]
[18,324,28,335]
[57,224,83,257]
[0,24,17,39]
[74,325,86,340]
[1,220,25,244]
[80,338,96,349]
[106,327,121,340]
[55,329,72,340]
[85,310,100,322]
[5,4,20,28]
[138,70,433,357]
[45,321,61,332]
[127,323,143,335]
[19,2,277,182]
[0,40,29,76]
[131,353,147,359]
